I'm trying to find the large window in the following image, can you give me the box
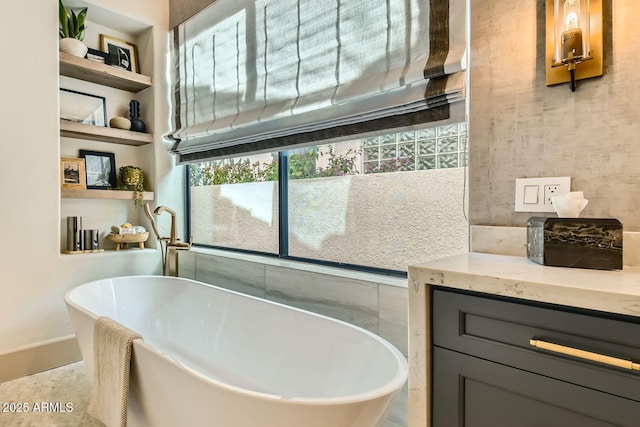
[189,152,279,254]
[189,123,469,273]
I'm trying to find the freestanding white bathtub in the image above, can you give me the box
[65,275,407,427]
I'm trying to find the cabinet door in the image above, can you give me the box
[432,288,640,401]
[433,347,640,427]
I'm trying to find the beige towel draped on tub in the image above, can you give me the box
[87,316,143,427]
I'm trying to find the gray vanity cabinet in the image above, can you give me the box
[431,288,640,427]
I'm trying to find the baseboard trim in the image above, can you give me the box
[0,335,82,383]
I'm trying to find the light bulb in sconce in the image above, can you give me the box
[561,2,583,60]
[551,0,593,92]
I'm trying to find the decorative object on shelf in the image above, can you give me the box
[108,232,149,250]
[60,88,107,127]
[100,34,139,73]
[128,100,146,133]
[83,229,100,250]
[79,150,117,189]
[85,48,109,64]
[66,216,82,252]
[60,157,86,189]
[63,217,105,254]
[109,117,131,130]
[111,224,146,234]
[119,165,145,207]
[59,38,88,58]
[58,0,88,58]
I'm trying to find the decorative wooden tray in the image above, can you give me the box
[108,232,149,250]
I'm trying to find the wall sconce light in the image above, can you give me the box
[546,0,603,92]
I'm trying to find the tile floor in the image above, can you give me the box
[0,362,406,427]
[0,362,100,426]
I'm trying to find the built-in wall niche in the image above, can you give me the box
[60,200,154,253]
[59,15,154,138]
[58,2,156,255]
[60,0,155,136]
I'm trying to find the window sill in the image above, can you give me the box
[189,246,408,288]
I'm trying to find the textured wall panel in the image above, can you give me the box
[469,0,640,229]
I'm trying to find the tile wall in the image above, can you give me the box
[179,249,409,427]
[471,225,640,267]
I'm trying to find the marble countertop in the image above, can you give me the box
[409,252,640,317]
[407,252,640,427]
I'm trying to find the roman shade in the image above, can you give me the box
[168,0,467,163]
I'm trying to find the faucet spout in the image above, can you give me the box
[153,206,178,245]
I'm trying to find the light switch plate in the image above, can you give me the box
[515,177,571,212]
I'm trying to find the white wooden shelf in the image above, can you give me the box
[61,188,154,200]
[60,121,153,146]
[59,52,152,92]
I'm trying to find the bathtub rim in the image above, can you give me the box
[64,275,408,406]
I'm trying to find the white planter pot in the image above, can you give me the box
[59,38,88,58]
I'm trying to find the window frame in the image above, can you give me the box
[184,151,409,278]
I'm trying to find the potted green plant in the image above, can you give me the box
[59,0,88,58]
[119,166,145,208]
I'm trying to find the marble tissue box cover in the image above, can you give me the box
[527,217,623,270]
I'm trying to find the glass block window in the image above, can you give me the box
[362,122,468,173]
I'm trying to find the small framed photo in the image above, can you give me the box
[60,88,107,127]
[79,150,117,189]
[60,157,87,189]
[100,34,139,73]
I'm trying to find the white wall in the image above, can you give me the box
[0,0,179,359]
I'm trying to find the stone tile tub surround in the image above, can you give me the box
[179,248,409,427]
[179,249,408,354]
[407,252,640,427]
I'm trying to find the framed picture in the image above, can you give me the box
[100,34,139,73]
[60,88,107,127]
[79,150,117,189]
[60,157,87,189]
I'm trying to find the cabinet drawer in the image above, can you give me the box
[432,288,640,401]
[433,347,640,427]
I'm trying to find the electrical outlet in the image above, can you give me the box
[515,177,571,212]
[544,184,561,205]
